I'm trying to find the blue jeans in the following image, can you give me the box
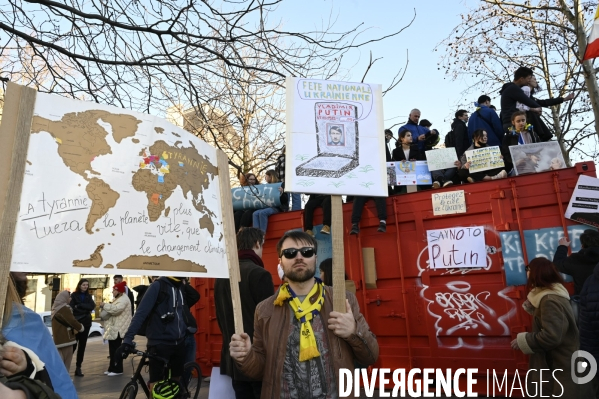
[184,332,196,365]
[252,207,279,232]
[432,168,457,183]
[291,193,302,211]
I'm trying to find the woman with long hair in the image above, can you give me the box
[70,278,96,377]
[100,281,132,376]
[234,172,261,231]
[253,170,288,233]
[511,257,580,396]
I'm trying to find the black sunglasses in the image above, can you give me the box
[525,266,530,272]
[280,247,315,259]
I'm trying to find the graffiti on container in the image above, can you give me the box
[434,282,493,335]
[231,183,282,211]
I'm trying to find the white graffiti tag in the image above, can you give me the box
[434,282,495,335]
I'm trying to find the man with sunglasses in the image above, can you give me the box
[230,231,378,398]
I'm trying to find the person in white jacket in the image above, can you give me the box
[100,281,132,376]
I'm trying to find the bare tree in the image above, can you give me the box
[0,0,413,179]
[438,0,599,163]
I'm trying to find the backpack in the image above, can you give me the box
[137,279,170,337]
[1,375,62,399]
[444,130,455,148]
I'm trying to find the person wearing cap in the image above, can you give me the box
[553,230,599,295]
[214,227,274,399]
[99,281,132,376]
[114,275,135,315]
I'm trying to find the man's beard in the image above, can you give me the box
[285,262,316,283]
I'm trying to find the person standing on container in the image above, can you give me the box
[70,278,96,377]
[511,257,580,397]
[229,231,378,398]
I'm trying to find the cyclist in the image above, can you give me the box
[119,277,187,391]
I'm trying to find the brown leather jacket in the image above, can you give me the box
[237,286,378,398]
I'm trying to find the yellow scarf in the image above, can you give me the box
[274,280,325,361]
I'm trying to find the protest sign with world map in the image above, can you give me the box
[9,91,228,277]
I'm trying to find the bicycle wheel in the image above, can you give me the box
[119,381,139,399]
[182,361,202,399]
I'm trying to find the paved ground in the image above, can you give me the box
[71,338,502,398]
[71,336,209,399]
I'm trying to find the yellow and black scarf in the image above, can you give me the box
[274,279,325,361]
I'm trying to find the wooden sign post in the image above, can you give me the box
[331,195,346,312]
[0,83,37,325]
[217,150,244,334]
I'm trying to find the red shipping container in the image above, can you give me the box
[191,161,595,396]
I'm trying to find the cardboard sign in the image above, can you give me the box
[509,141,566,175]
[392,161,432,185]
[465,146,504,173]
[432,190,466,216]
[285,77,386,196]
[565,174,599,228]
[425,148,459,171]
[427,226,486,269]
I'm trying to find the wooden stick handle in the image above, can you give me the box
[331,195,346,312]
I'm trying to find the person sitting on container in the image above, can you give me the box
[234,173,260,231]
[501,110,540,173]
[252,170,288,233]
[303,194,331,237]
[511,257,581,397]
[392,129,424,194]
[458,129,507,183]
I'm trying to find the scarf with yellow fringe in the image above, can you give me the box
[273,279,325,361]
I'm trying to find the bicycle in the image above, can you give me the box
[118,343,202,399]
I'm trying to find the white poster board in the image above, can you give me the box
[432,190,466,216]
[285,77,386,196]
[425,148,458,171]
[565,174,599,228]
[9,92,228,277]
[427,226,486,269]
[465,146,504,173]
[509,141,566,176]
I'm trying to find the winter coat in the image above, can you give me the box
[102,294,132,341]
[51,306,83,348]
[516,284,581,397]
[392,145,423,162]
[579,263,599,363]
[398,119,431,152]
[467,105,504,147]
[451,118,470,159]
[500,127,541,172]
[215,257,275,381]
[236,286,379,398]
[70,291,95,326]
[526,95,565,142]
[553,245,599,295]
[123,277,187,346]
[499,82,541,126]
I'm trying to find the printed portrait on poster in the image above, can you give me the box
[509,142,566,176]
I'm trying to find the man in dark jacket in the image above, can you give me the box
[398,109,438,152]
[468,95,505,147]
[215,227,274,399]
[579,262,599,397]
[553,230,599,295]
[120,276,187,388]
[451,109,470,159]
[499,66,542,130]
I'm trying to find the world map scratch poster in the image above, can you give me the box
[7,89,230,278]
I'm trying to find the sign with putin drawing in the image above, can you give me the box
[285,77,386,196]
